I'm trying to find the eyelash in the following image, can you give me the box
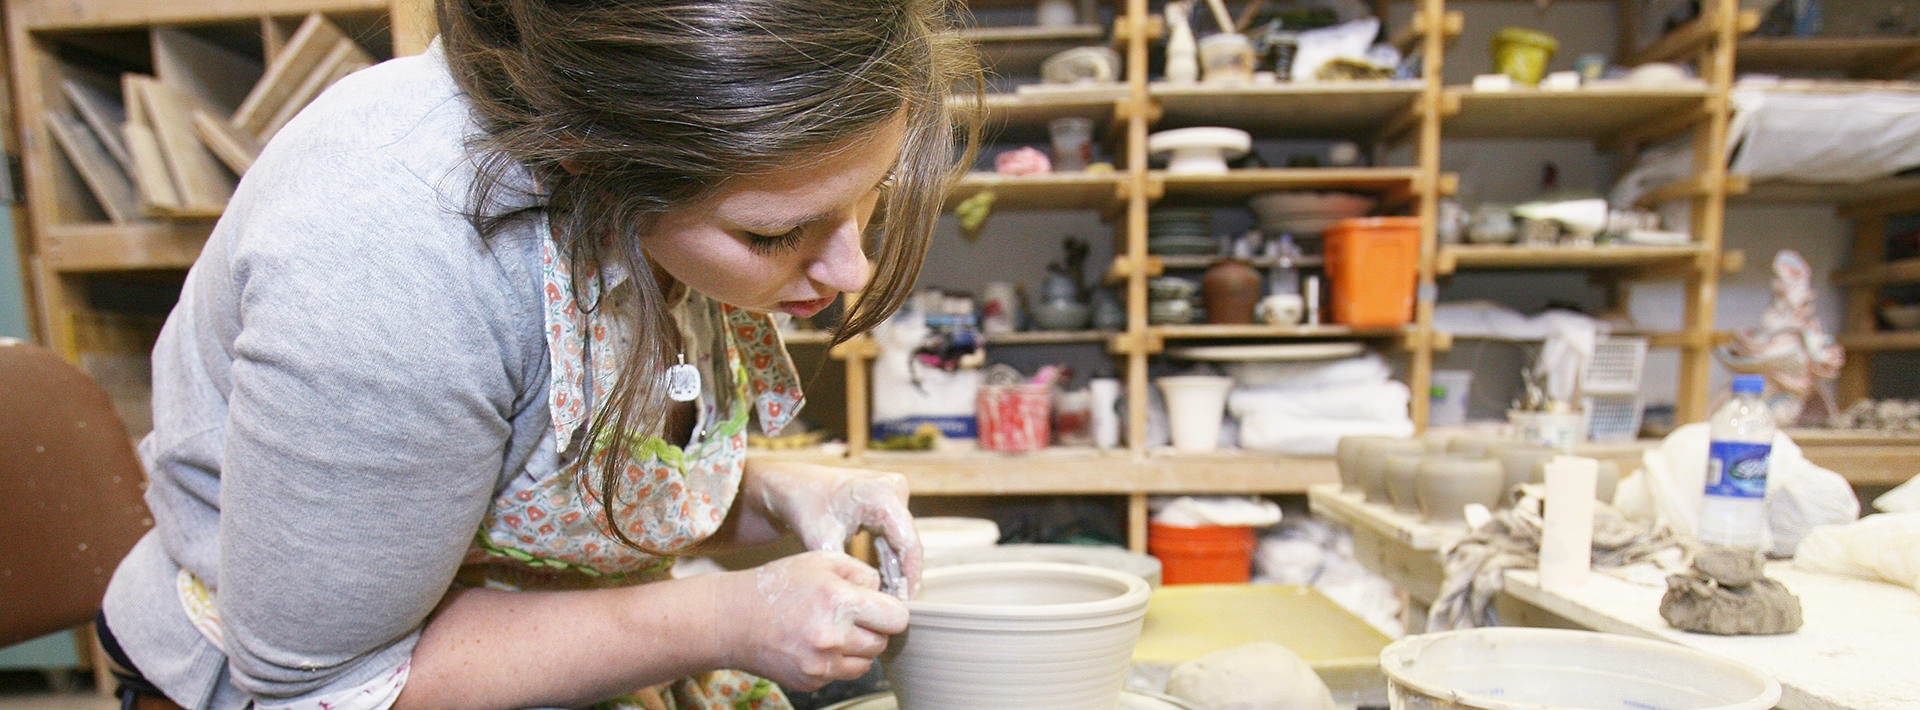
[747,227,806,256]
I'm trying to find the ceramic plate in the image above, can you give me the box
[820,690,1198,710]
[1165,342,1365,361]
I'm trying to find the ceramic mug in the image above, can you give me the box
[1256,293,1305,326]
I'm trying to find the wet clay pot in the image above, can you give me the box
[882,562,1151,710]
[1355,438,1428,504]
[1494,443,1559,501]
[1417,456,1506,523]
[1385,453,1426,514]
[1201,258,1261,324]
[1336,435,1393,493]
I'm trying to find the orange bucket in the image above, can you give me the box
[1148,522,1256,585]
[1325,216,1420,328]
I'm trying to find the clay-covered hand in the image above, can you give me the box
[751,461,923,596]
[720,551,909,691]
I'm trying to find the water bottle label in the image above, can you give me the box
[1705,440,1770,499]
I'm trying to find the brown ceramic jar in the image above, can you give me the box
[1202,258,1261,324]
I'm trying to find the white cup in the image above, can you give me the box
[1156,375,1234,452]
[1256,293,1304,326]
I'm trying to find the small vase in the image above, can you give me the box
[1165,1,1198,83]
[1202,258,1261,324]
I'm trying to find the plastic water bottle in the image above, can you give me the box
[1699,374,1773,549]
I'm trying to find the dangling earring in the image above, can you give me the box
[665,352,701,402]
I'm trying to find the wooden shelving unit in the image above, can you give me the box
[29,0,1899,552]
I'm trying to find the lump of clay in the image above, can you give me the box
[1660,546,1803,635]
[1164,641,1336,710]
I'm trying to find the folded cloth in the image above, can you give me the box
[1427,486,1684,631]
[1228,380,1411,422]
[1222,352,1393,389]
[1233,415,1413,456]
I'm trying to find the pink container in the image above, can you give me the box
[977,384,1052,452]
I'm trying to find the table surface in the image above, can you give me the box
[1503,564,1920,710]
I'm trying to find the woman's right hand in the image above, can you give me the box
[718,550,908,691]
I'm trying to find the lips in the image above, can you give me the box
[779,295,837,318]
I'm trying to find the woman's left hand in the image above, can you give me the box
[745,460,923,597]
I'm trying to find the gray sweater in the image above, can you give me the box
[104,45,555,709]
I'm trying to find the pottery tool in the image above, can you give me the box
[874,536,907,599]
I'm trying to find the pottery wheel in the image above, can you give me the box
[819,690,1198,710]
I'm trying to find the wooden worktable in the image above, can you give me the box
[1505,565,1920,710]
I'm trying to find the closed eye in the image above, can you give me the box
[746,226,806,256]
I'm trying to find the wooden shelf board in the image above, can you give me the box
[975,86,1125,129]
[1155,167,1420,202]
[17,0,388,31]
[959,24,1108,77]
[1790,428,1920,487]
[1154,254,1326,271]
[946,171,1124,211]
[1737,36,1920,78]
[756,446,1337,495]
[1149,80,1422,137]
[1442,86,1712,140]
[984,330,1114,345]
[1439,243,1708,272]
[1838,330,1920,351]
[1834,256,1920,287]
[42,221,213,271]
[1150,323,1408,340]
[1730,175,1920,208]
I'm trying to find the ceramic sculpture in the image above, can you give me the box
[1715,249,1845,426]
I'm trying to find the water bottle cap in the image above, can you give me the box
[1732,374,1764,394]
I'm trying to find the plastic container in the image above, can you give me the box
[1428,370,1472,427]
[1155,375,1233,452]
[1700,374,1774,549]
[977,383,1052,452]
[1381,627,1780,710]
[1490,27,1559,86]
[1049,116,1094,172]
[1325,217,1420,328]
[1147,522,1255,584]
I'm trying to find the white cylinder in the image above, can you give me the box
[1156,375,1233,452]
[1089,377,1122,450]
[1540,455,1597,588]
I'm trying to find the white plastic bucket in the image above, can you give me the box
[1156,375,1233,452]
[1429,370,1473,427]
[1380,627,1780,710]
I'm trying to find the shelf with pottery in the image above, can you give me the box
[1436,84,1715,141]
[945,171,1126,210]
[1146,80,1424,136]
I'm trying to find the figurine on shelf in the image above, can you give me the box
[1033,236,1093,330]
[1165,0,1199,84]
[1716,249,1845,426]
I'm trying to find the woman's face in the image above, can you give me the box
[646,114,908,318]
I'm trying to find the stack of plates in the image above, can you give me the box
[1149,207,1218,255]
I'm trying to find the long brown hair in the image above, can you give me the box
[438,0,981,549]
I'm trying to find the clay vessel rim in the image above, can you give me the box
[907,561,1150,620]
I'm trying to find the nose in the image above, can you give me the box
[808,217,871,294]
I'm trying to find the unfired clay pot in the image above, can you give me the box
[1384,453,1426,513]
[882,562,1151,710]
[1494,443,1558,500]
[1354,438,1427,504]
[1335,435,1391,493]
[1445,435,1498,459]
[1416,456,1506,523]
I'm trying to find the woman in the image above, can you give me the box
[98,0,980,708]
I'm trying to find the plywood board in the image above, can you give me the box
[192,109,260,175]
[44,111,139,224]
[135,76,236,212]
[230,13,351,138]
[121,122,182,212]
[152,26,264,115]
[259,39,372,140]
[59,78,132,174]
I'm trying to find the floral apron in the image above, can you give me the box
[457,237,807,710]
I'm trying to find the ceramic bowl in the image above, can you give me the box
[883,562,1151,710]
[1147,276,1199,301]
[1416,456,1506,523]
[1041,46,1121,84]
[1147,127,1252,175]
[1032,300,1091,330]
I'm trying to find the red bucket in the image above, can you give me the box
[1148,522,1256,584]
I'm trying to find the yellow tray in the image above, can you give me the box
[1132,584,1392,704]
